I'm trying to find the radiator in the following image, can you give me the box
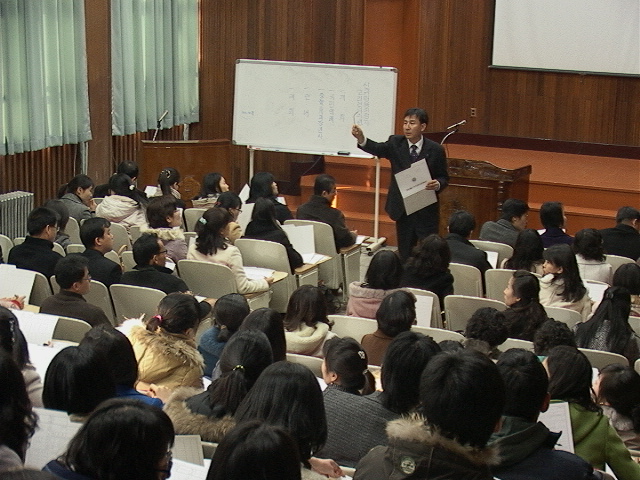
[0,191,34,240]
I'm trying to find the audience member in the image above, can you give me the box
[400,234,453,308]
[490,348,600,480]
[322,337,375,395]
[57,174,96,222]
[613,263,640,316]
[479,198,530,247]
[284,285,336,357]
[164,330,273,442]
[0,351,37,473]
[545,346,640,477]
[503,270,550,340]
[355,350,506,480]
[539,201,573,248]
[79,217,122,288]
[347,249,403,319]
[116,160,147,200]
[213,192,243,244]
[574,228,613,284]
[0,470,58,479]
[244,197,303,272]
[600,206,640,261]
[188,208,272,293]
[120,233,189,294]
[157,167,185,208]
[42,345,116,420]
[43,398,175,480]
[144,195,188,263]
[96,173,148,233]
[533,319,577,357]
[539,244,593,321]
[40,254,110,327]
[360,290,416,365]
[43,199,71,250]
[246,172,293,224]
[239,308,287,362]
[502,228,545,274]
[463,307,508,359]
[445,210,492,289]
[207,421,302,480]
[296,174,356,251]
[198,293,250,377]
[127,293,206,390]
[192,172,229,208]
[8,207,62,278]
[575,286,640,364]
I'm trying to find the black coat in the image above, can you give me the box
[600,224,640,261]
[81,248,122,287]
[7,236,63,278]
[296,195,356,251]
[243,219,304,273]
[120,265,188,295]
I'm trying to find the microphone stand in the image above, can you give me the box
[441,127,460,159]
[152,118,163,141]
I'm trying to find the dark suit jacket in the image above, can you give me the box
[120,265,188,295]
[40,290,110,327]
[446,233,492,290]
[600,224,640,261]
[81,248,122,288]
[296,195,356,251]
[7,236,63,278]
[358,134,448,220]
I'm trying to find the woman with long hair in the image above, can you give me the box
[58,174,96,222]
[214,192,243,244]
[192,172,229,208]
[244,197,303,273]
[283,285,336,357]
[144,195,187,263]
[545,346,640,478]
[539,244,592,321]
[502,228,545,274]
[613,263,640,317]
[187,207,273,293]
[575,286,640,364]
[157,167,184,208]
[573,228,613,284]
[246,172,293,224]
[321,337,375,396]
[96,173,149,233]
[347,249,403,319]
[502,270,550,340]
[240,308,287,362]
[164,330,273,443]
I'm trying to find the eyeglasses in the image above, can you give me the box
[158,249,168,254]
[155,450,173,479]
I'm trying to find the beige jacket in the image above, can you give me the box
[539,274,593,321]
[96,195,148,233]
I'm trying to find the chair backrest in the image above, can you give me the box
[411,325,464,343]
[120,250,136,272]
[329,315,377,342]
[629,316,640,336]
[52,242,66,256]
[52,316,92,343]
[500,337,535,352]
[93,197,104,205]
[485,268,515,302]
[449,263,482,297]
[109,284,165,324]
[286,353,323,377]
[177,260,237,298]
[13,237,25,246]
[0,234,13,261]
[605,254,634,276]
[444,295,507,332]
[579,347,628,370]
[104,250,120,265]
[470,240,514,268]
[543,305,583,329]
[183,208,207,232]
[129,225,142,243]
[404,287,443,328]
[635,358,640,376]
[109,222,132,252]
[66,244,85,254]
[29,271,53,306]
[64,217,82,245]
[84,280,116,326]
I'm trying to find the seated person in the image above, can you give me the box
[246,172,293,224]
[192,172,229,208]
[573,228,613,284]
[490,348,600,480]
[116,160,147,200]
[284,285,336,357]
[44,199,71,251]
[95,173,148,233]
[503,270,550,341]
[296,174,356,252]
[463,307,508,360]
[58,174,96,222]
[156,167,185,208]
[354,350,506,479]
[502,228,545,274]
[79,217,122,287]
[40,254,110,327]
[539,201,573,248]
[599,206,640,261]
[445,210,491,291]
[8,207,63,278]
[214,192,244,244]
[479,198,529,247]
[144,195,188,264]
[533,319,577,358]
[613,263,640,317]
[120,233,189,295]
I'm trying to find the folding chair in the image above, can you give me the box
[109,284,166,324]
[543,306,582,329]
[500,337,535,352]
[0,234,13,261]
[64,217,82,245]
[404,287,443,328]
[84,280,116,326]
[604,254,634,276]
[411,325,464,343]
[13,237,25,245]
[635,358,640,376]
[104,250,121,265]
[52,243,66,256]
[109,222,132,252]
[470,240,514,268]
[579,347,628,370]
[29,271,53,306]
[286,353,323,377]
[444,295,507,332]
[130,225,142,243]
[629,316,640,336]
[52,316,92,343]
[485,269,516,302]
[183,208,207,232]
[66,244,85,254]
[120,251,136,272]
[449,263,482,297]
[329,315,377,342]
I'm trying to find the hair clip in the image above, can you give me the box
[152,314,163,324]
[363,368,369,375]
[198,217,207,225]
[163,170,171,178]
[358,350,366,360]
[233,364,245,372]
[129,184,135,191]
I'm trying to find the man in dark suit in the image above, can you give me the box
[600,206,640,261]
[446,210,491,293]
[80,217,122,287]
[352,107,449,260]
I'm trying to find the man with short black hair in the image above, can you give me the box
[479,198,529,247]
[119,233,188,294]
[40,254,110,326]
[8,207,63,277]
[355,350,505,479]
[490,348,601,480]
[446,210,492,282]
[600,206,640,261]
[80,217,122,287]
[296,174,356,252]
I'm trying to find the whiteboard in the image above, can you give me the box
[232,59,398,157]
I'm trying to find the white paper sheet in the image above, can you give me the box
[585,281,608,305]
[394,159,437,215]
[28,342,69,380]
[538,401,574,453]
[238,184,250,202]
[25,408,82,469]
[414,294,434,327]
[0,264,36,298]
[171,458,209,480]
[281,224,316,255]
[14,310,59,345]
[486,251,499,269]
[244,266,275,280]
[301,253,330,264]
[145,185,160,197]
[236,202,254,233]
[174,435,205,466]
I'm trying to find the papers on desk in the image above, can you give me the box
[14,309,59,345]
[586,280,608,305]
[355,235,368,245]
[538,401,574,453]
[145,185,160,197]
[171,458,209,480]
[0,264,36,298]
[486,251,499,269]
[174,435,205,465]
[244,266,275,280]
[282,224,316,255]
[29,342,69,380]
[395,159,437,215]
[302,253,330,264]
[25,408,82,469]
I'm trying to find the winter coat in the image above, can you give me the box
[95,194,148,233]
[539,274,593,321]
[143,226,188,264]
[60,193,93,222]
[346,282,401,319]
[285,322,336,357]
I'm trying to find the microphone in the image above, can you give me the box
[158,110,169,123]
[446,119,466,130]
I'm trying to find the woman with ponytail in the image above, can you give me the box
[164,330,273,442]
[96,173,149,233]
[157,167,185,208]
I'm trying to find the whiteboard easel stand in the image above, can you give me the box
[248,147,255,181]
[374,156,380,239]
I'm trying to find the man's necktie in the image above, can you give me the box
[410,144,418,162]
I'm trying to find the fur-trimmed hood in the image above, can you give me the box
[142,226,186,241]
[285,322,333,356]
[129,325,202,365]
